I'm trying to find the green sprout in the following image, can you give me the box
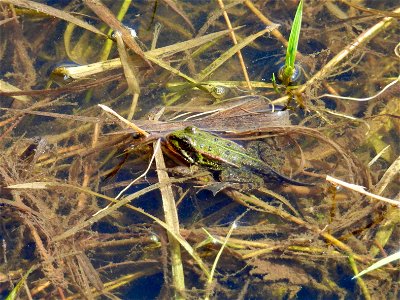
[283,0,303,83]
[6,266,34,300]
[273,0,303,87]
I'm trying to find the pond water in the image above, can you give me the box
[0,0,399,299]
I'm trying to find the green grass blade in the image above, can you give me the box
[6,266,34,300]
[284,0,303,79]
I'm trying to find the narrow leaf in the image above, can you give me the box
[353,251,400,279]
[284,0,303,79]
[147,28,241,58]
[6,266,34,300]
[8,182,52,189]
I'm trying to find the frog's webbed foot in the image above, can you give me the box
[197,182,232,196]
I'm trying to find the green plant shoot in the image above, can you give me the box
[6,266,34,300]
[283,0,303,82]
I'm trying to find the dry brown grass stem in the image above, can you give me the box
[217,0,252,90]
[1,1,398,298]
[226,190,368,263]
[244,0,288,46]
[115,31,141,120]
[0,79,31,102]
[373,155,400,196]
[297,6,400,95]
[2,0,107,37]
[154,141,186,299]
[83,0,151,67]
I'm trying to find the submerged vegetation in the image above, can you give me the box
[0,0,399,299]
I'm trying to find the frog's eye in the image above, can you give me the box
[185,126,197,134]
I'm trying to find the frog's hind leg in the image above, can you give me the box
[219,168,264,191]
[266,166,315,187]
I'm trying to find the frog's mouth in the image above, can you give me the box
[166,136,197,164]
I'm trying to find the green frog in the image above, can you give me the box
[166,126,313,188]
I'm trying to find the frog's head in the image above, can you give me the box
[166,126,199,163]
[167,127,198,145]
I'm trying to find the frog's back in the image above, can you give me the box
[193,130,256,167]
[177,127,314,187]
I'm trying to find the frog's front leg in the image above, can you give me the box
[219,167,264,191]
[195,152,221,170]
